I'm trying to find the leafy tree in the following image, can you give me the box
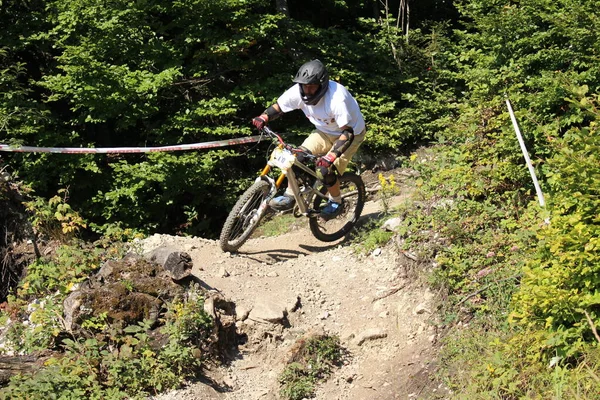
[1,0,457,237]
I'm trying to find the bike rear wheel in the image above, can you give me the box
[309,173,366,242]
[219,180,271,252]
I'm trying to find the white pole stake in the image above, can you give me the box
[505,97,546,207]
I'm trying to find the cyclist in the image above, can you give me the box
[252,59,366,219]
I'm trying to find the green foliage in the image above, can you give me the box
[279,334,343,400]
[509,101,600,361]
[353,19,459,152]
[279,363,316,400]
[17,242,103,298]
[377,172,400,214]
[445,0,600,201]
[0,0,457,238]
[1,285,213,399]
[0,53,50,143]
[254,213,302,237]
[2,240,128,354]
[439,320,600,398]
[353,220,395,254]
[1,0,283,237]
[161,289,212,345]
[412,84,600,399]
[395,145,541,396]
[25,188,87,242]
[4,294,64,354]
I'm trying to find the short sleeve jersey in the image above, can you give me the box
[276,81,366,136]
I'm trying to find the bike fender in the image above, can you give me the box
[255,175,275,185]
[255,175,278,196]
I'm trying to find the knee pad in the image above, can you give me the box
[323,173,337,187]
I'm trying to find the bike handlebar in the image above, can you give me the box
[261,126,317,160]
[261,126,284,145]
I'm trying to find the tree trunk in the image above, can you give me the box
[372,0,379,19]
[276,0,289,16]
[0,354,50,384]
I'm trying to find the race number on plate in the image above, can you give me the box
[269,147,295,171]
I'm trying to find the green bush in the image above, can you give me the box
[431,92,600,398]
[510,111,600,361]
[1,286,213,399]
[279,334,343,400]
[16,243,104,298]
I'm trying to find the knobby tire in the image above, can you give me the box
[309,173,366,242]
[219,180,270,252]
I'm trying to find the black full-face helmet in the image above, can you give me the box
[292,59,329,106]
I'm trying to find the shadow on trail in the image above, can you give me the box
[298,241,347,252]
[180,274,219,292]
[231,239,351,263]
[185,374,232,394]
[235,248,306,263]
[355,209,385,230]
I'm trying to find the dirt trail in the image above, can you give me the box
[146,189,447,400]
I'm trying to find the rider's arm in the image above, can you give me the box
[327,126,355,158]
[260,103,284,123]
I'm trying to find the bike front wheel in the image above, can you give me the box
[309,173,366,242]
[219,180,271,252]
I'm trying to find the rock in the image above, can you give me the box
[204,296,217,320]
[63,291,84,332]
[413,303,431,315]
[0,354,51,385]
[248,298,287,324]
[62,255,187,335]
[144,246,192,281]
[236,305,251,321]
[342,332,356,342]
[96,260,116,280]
[381,217,402,232]
[356,328,387,345]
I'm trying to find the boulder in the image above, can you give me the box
[144,246,193,280]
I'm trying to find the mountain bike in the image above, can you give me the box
[219,126,366,252]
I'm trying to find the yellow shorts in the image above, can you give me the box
[300,129,365,174]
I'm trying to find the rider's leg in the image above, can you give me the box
[326,131,365,200]
[320,132,365,218]
[327,180,341,199]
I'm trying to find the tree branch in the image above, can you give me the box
[457,274,521,306]
[584,310,600,343]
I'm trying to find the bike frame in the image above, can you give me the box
[259,127,329,217]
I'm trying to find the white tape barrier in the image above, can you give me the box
[0,135,262,154]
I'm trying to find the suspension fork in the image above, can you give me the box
[259,164,286,191]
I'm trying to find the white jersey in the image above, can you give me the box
[277,81,365,136]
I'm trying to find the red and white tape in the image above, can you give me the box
[0,135,262,154]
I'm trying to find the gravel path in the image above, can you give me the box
[145,190,447,400]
